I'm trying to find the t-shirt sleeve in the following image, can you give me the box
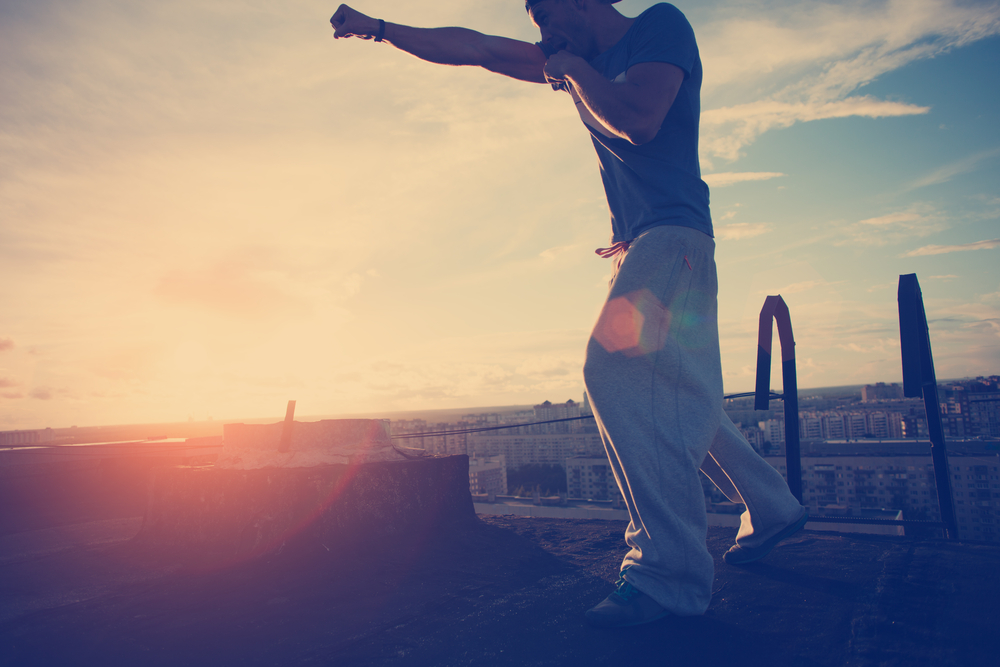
[626,3,698,76]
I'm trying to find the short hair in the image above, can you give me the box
[526,0,622,11]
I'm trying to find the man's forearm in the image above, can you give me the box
[382,24,485,67]
[549,56,682,145]
[567,65,660,144]
[332,5,546,83]
[387,24,547,82]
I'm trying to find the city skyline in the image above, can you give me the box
[2,0,1000,430]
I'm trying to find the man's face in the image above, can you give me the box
[528,0,595,59]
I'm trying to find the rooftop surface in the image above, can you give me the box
[1,513,997,667]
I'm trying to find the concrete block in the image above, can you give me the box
[135,456,476,562]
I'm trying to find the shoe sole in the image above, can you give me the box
[724,509,809,566]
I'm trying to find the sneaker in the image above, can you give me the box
[585,568,670,628]
[723,508,808,566]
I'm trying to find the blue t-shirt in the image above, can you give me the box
[582,3,712,242]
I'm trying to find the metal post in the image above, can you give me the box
[755,295,802,504]
[277,400,296,453]
[898,274,958,540]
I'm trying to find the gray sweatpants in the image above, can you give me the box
[583,225,803,616]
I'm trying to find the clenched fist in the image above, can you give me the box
[330,4,380,39]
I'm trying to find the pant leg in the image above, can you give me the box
[706,415,804,548]
[583,226,721,616]
[584,226,804,615]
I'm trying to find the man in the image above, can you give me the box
[331,0,807,628]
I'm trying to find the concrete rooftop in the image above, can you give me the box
[1,511,997,667]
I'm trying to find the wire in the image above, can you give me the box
[1,392,786,457]
[389,391,785,441]
[390,415,595,440]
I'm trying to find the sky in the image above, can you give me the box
[1,0,999,430]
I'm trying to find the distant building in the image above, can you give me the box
[799,415,823,441]
[389,419,471,457]
[822,414,846,440]
[469,456,507,496]
[759,419,785,446]
[938,378,1000,438]
[969,393,1000,437]
[531,399,590,434]
[764,451,1000,543]
[533,399,582,421]
[467,432,604,470]
[0,429,54,447]
[738,424,765,451]
[862,383,903,402]
[566,456,622,502]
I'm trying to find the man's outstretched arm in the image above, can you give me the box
[331,4,548,84]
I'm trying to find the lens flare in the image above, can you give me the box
[592,289,672,357]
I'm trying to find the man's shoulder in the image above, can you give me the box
[628,3,696,52]
[635,2,690,30]
[636,3,687,24]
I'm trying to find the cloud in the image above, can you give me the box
[859,211,927,227]
[539,244,579,261]
[908,147,1000,189]
[0,338,12,352]
[837,204,948,246]
[702,98,928,163]
[342,273,363,298]
[29,388,53,400]
[698,0,1000,162]
[902,238,1000,257]
[716,222,773,241]
[153,251,311,318]
[0,377,19,388]
[703,172,786,188]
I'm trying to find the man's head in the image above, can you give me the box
[525,0,622,59]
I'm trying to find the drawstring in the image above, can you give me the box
[596,240,695,274]
[595,240,630,274]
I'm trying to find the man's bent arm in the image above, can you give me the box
[331,4,547,83]
[548,55,684,145]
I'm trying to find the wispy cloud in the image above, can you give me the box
[907,147,1000,189]
[703,98,928,162]
[716,222,773,241]
[903,238,1000,257]
[837,204,948,246]
[698,0,1000,163]
[859,211,930,227]
[0,338,13,352]
[29,388,53,400]
[703,172,786,188]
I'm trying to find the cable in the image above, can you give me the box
[390,415,595,440]
[2,392,785,457]
[389,391,785,441]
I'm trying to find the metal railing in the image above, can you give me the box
[897,274,958,539]
[756,275,957,538]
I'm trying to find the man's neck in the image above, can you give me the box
[590,6,635,56]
